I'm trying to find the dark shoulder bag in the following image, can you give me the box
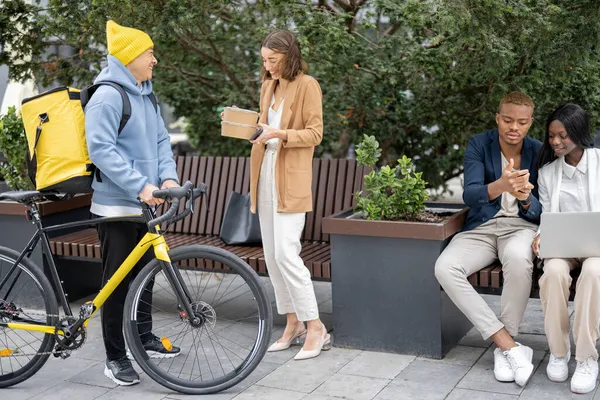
[219,192,262,246]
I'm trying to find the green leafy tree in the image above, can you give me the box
[2,0,600,192]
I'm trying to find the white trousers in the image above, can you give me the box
[257,144,319,321]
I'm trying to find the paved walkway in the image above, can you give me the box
[2,280,598,400]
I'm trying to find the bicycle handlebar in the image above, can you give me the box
[146,181,207,228]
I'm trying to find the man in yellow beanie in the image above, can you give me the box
[85,20,181,386]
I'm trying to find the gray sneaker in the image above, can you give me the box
[104,357,140,386]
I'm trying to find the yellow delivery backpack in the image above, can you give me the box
[20,83,157,194]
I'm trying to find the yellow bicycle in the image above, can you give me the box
[0,181,272,394]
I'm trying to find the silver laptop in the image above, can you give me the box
[539,212,600,259]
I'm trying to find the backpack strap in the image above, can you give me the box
[80,81,131,135]
[80,82,158,183]
[148,92,158,113]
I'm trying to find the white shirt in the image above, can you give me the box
[559,150,590,212]
[495,152,520,218]
[266,95,284,150]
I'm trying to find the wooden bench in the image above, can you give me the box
[49,156,369,283]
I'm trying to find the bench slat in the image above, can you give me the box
[491,265,503,288]
[478,266,495,287]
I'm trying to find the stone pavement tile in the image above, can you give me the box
[70,337,108,362]
[96,376,171,400]
[445,388,518,399]
[262,347,298,365]
[515,333,549,351]
[167,360,281,400]
[312,373,389,400]
[339,351,415,379]
[456,346,545,395]
[256,348,361,393]
[0,357,99,400]
[373,359,470,399]
[33,381,110,399]
[227,385,305,400]
[520,353,595,400]
[458,327,491,348]
[318,297,332,314]
[482,294,501,314]
[373,380,449,400]
[67,361,119,389]
[313,281,332,302]
[302,395,346,400]
[419,345,485,367]
[518,298,547,335]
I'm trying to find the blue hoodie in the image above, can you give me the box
[84,55,178,215]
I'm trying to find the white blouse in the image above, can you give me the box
[266,95,284,149]
[559,150,590,212]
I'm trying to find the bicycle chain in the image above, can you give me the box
[0,309,78,358]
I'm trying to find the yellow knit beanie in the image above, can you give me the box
[106,20,154,66]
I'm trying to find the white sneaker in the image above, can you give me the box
[547,351,570,382]
[503,342,534,387]
[494,347,514,382]
[571,357,598,394]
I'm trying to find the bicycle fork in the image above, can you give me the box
[154,244,201,328]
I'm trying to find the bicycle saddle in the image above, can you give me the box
[0,191,43,202]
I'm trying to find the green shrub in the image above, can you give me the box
[0,107,34,191]
[355,135,428,221]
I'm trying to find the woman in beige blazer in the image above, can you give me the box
[248,29,329,360]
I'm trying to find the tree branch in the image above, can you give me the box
[196,24,253,97]
[353,63,379,78]
[515,54,528,76]
[353,31,379,48]
[383,22,402,37]
[160,62,218,90]
[318,0,342,15]
[332,0,352,12]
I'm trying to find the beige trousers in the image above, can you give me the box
[435,217,537,339]
[257,144,319,321]
[539,257,600,362]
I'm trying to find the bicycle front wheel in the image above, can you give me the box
[0,246,58,388]
[124,245,272,395]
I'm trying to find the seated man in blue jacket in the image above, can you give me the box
[85,20,181,386]
[435,92,542,387]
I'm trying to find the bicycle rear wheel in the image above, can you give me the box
[0,246,58,388]
[124,245,272,395]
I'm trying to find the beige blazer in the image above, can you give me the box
[250,73,323,213]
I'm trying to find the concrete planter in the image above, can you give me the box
[322,203,472,359]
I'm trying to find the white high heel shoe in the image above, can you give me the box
[294,323,331,361]
[267,325,307,352]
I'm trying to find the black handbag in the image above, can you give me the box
[219,191,262,246]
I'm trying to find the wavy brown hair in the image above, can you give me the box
[260,30,308,81]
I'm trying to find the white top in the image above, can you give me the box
[559,150,590,212]
[266,95,284,150]
[539,148,600,213]
[90,202,141,217]
[495,152,519,218]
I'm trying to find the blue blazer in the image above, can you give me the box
[462,129,543,232]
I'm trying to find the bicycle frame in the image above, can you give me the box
[0,202,196,338]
